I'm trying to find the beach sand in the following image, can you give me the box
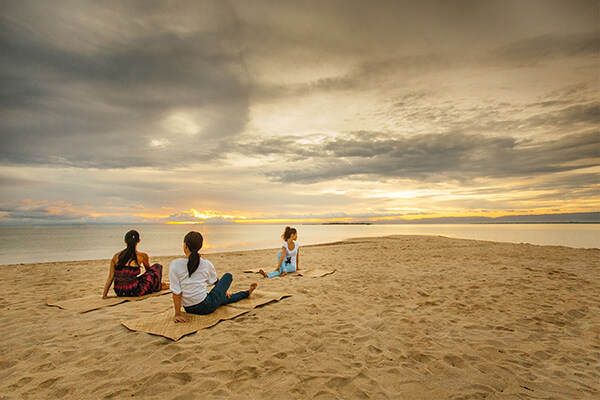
[1,235,598,399]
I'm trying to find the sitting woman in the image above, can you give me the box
[260,226,300,278]
[102,230,167,298]
[170,231,257,323]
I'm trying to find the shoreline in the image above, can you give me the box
[1,235,599,399]
[2,230,599,267]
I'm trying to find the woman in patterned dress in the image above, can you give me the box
[102,230,168,298]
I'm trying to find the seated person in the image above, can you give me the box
[102,230,168,298]
[260,226,300,278]
[170,231,257,323]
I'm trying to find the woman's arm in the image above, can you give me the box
[169,261,188,322]
[276,246,286,268]
[102,256,117,298]
[296,248,300,270]
[140,252,150,268]
[172,293,189,323]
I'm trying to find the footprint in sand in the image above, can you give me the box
[38,377,60,388]
[234,366,259,379]
[443,354,466,368]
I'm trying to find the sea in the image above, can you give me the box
[0,223,598,265]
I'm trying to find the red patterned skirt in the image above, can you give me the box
[113,264,163,297]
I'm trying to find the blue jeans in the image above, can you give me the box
[184,273,249,315]
[266,251,296,278]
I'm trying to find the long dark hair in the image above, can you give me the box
[184,231,204,277]
[116,230,140,270]
[282,226,297,241]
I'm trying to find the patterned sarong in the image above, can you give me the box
[114,263,163,297]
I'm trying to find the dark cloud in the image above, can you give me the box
[259,130,598,184]
[1,1,598,170]
[0,1,250,168]
[522,102,600,129]
[0,200,94,224]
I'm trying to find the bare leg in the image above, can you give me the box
[280,271,287,277]
[248,283,258,297]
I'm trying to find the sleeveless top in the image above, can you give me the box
[282,241,298,267]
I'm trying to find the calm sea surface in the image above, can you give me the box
[0,224,598,265]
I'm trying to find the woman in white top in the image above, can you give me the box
[170,231,257,323]
[260,226,300,278]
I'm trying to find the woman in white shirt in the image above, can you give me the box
[260,226,300,278]
[170,231,257,323]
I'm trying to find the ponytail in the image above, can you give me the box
[282,226,297,241]
[187,251,200,277]
[116,230,140,270]
[184,231,204,277]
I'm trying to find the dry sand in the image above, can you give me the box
[0,235,598,399]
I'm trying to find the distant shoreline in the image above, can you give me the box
[1,224,598,265]
[304,221,600,225]
[2,221,598,227]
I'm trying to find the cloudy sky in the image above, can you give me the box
[1,0,598,225]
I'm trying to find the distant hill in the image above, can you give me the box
[376,212,600,224]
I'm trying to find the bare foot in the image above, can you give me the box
[259,269,267,278]
[280,271,287,277]
[248,283,258,297]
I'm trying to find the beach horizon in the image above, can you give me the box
[1,223,598,266]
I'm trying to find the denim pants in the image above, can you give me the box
[184,273,249,315]
[266,251,296,278]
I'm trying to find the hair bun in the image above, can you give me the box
[125,230,140,242]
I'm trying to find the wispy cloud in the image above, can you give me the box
[490,31,599,66]
[239,130,597,184]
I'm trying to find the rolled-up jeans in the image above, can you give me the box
[184,273,249,315]
[266,251,296,278]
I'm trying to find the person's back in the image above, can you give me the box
[170,231,257,322]
[102,230,166,298]
[169,257,217,308]
[282,241,298,267]
[114,261,142,297]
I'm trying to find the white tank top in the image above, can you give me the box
[282,241,298,266]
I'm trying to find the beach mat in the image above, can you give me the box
[243,268,336,278]
[296,269,336,277]
[121,290,291,341]
[46,289,172,313]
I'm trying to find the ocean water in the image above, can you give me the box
[0,223,598,265]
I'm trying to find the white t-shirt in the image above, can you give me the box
[282,241,299,267]
[169,257,218,307]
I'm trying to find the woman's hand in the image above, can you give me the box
[102,294,116,299]
[174,314,189,323]
[226,291,231,299]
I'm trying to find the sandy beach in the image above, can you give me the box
[1,235,598,399]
